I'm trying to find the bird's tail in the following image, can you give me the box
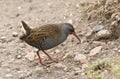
[21,20,31,35]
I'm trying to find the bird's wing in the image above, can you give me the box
[26,24,61,44]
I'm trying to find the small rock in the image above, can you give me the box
[92,25,105,33]
[1,36,6,40]
[12,32,18,37]
[82,63,88,69]
[62,51,73,59]
[67,19,74,24]
[16,54,22,59]
[34,67,44,74]
[86,25,104,38]
[69,13,73,17]
[89,46,103,56]
[92,41,106,46]
[0,36,6,43]
[18,6,21,10]
[19,43,26,48]
[53,63,67,71]
[111,13,116,20]
[118,50,120,53]
[5,73,13,78]
[63,16,67,19]
[55,49,60,53]
[113,48,118,51]
[111,21,118,26]
[74,68,81,75]
[111,13,120,20]
[16,13,20,17]
[117,17,120,23]
[96,30,111,39]
[115,15,120,20]
[47,2,52,6]
[74,54,87,64]
[81,72,85,76]
[25,52,36,61]
[110,20,120,39]
[76,3,80,8]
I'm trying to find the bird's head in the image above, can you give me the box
[62,23,80,42]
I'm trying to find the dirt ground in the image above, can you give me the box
[0,0,120,79]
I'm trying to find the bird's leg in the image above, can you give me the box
[42,50,58,63]
[36,49,46,65]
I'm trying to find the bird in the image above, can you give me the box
[20,21,80,65]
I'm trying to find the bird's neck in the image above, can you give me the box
[58,29,69,43]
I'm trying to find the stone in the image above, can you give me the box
[74,67,81,75]
[86,25,104,38]
[53,63,67,71]
[74,54,87,64]
[12,32,18,37]
[5,73,13,78]
[16,54,22,59]
[76,3,80,8]
[111,12,120,20]
[89,46,103,56]
[0,36,7,43]
[55,49,60,53]
[82,63,88,69]
[67,19,74,24]
[118,50,120,53]
[96,30,111,39]
[92,25,105,32]
[25,52,36,61]
[18,6,21,10]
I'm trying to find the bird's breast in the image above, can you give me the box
[40,34,67,50]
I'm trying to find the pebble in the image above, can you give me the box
[34,67,44,74]
[74,54,87,64]
[111,12,120,20]
[82,63,88,69]
[89,46,103,56]
[16,54,22,59]
[111,21,118,26]
[55,49,60,53]
[5,73,13,78]
[86,25,104,38]
[62,51,73,59]
[0,36,7,43]
[53,63,67,71]
[92,41,106,46]
[74,67,81,75]
[117,17,120,22]
[67,19,74,24]
[92,25,105,33]
[81,72,85,76]
[12,32,18,37]
[96,30,111,39]
[1,36,6,40]
[18,6,21,10]
[25,52,36,61]
[19,43,26,48]
[76,3,80,8]
[47,2,52,6]
[118,50,120,53]
[115,15,120,20]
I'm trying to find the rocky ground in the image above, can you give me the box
[0,0,120,79]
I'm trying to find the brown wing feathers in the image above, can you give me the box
[25,24,61,43]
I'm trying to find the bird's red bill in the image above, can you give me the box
[72,32,81,42]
